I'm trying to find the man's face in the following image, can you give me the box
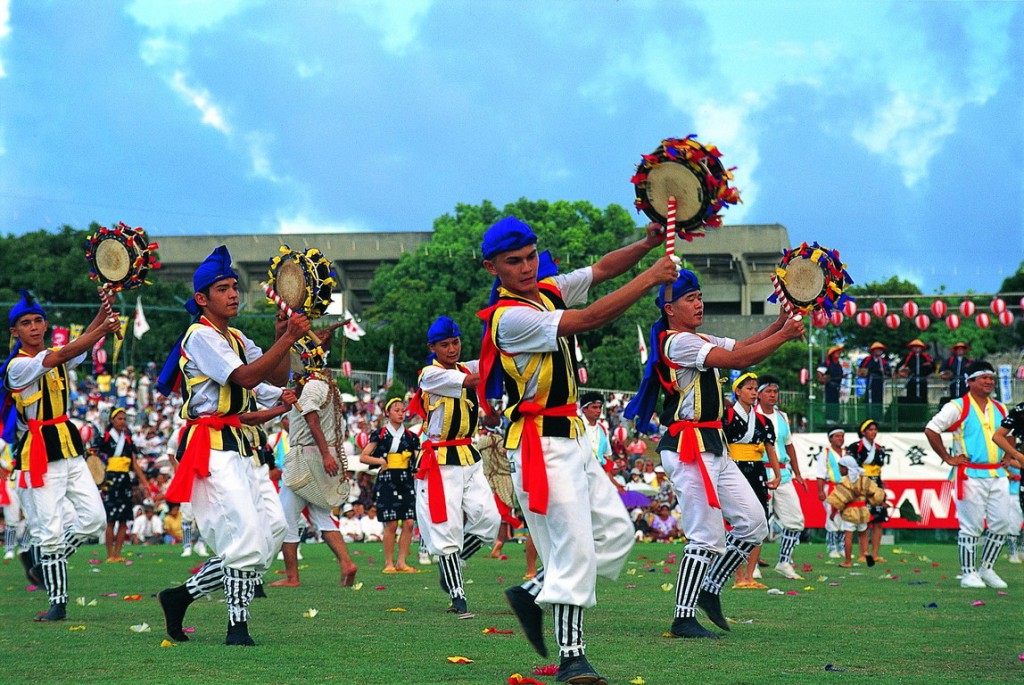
[483,245,539,297]
[428,337,462,367]
[582,402,603,424]
[664,291,704,330]
[758,385,778,409]
[967,373,996,397]
[194,278,239,319]
[829,432,845,449]
[10,313,48,348]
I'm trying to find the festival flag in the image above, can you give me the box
[637,324,648,364]
[70,324,84,340]
[51,326,70,347]
[385,344,395,388]
[112,316,129,365]
[343,310,366,340]
[134,297,151,339]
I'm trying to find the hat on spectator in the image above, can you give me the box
[868,342,887,352]
[579,392,604,408]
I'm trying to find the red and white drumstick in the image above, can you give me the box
[770,274,802,322]
[665,196,680,270]
[261,282,321,345]
[98,286,123,340]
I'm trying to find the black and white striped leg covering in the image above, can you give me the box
[182,521,192,549]
[522,568,546,598]
[460,534,485,562]
[552,604,585,658]
[223,567,259,626]
[702,534,756,594]
[30,544,41,566]
[1008,534,1021,557]
[186,556,225,600]
[17,528,31,549]
[958,532,978,575]
[4,525,15,550]
[438,553,465,600]
[40,553,68,605]
[778,529,800,564]
[979,533,1006,570]
[826,531,840,553]
[674,547,716,618]
[60,529,98,561]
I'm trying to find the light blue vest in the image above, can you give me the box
[949,397,1007,479]
[762,409,793,486]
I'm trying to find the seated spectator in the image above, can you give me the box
[626,469,648,491]
[626,434,648,462]
[360,505,384,542]
[641,460,657,484]
[338,503,364,543]
[163,503,183,544]
[650,504,682,542]
[130,502,164,545]
[631,507,654,542]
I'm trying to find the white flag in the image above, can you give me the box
[637,324,648,364]
[134,297,151,339]
[342,310,365,340]
[385,344,395,388]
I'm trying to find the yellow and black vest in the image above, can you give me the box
[488,280,584,450]
[10,349,84,467]
[175,318,252,459]
[421,360,482,466]
[655,331,727,456]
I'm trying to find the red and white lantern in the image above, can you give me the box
[975,312,991,329]
[830,310,844,326]
[342,360,352,378]
[998,310,1014,327]
[578,367,589,384]
[931,300,947,318]
[991,298,1006,315]
[812,309,829,328]
[885,313,901,329]
[901,301,918,318]
[856,312,872,327]
[1019,296,1024,311]
[872,301,887,318]
[959,300,976,317]
[914,314,931,330]
[842,300,857,317]
[799,368,810,385]
[946,314,961,330]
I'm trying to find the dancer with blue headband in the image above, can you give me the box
[4,290,119,622]
[623,269,803,639]
[477,215,677,684]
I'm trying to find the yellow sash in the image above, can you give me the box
[863,464,882,478]
[387,451,412,469]
[728,443,765,461]
[106,456,131,473]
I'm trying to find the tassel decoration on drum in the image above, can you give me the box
[766,241,854,317]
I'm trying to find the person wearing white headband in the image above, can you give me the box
[816,428,847,558]
[925,361,1011,589]
[991,400,1024,564]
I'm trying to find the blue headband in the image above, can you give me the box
[481,216,537,261]
[655,270,700,309]
[427,316,461,344]
[624,270,701,435]
[185,245,238,316]
[8,290,46,326]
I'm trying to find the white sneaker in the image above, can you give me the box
[194,541,209,556]
[276,550,285,561]
[978,568,1008,589]
[1008,552,1022,564]
[3,548,15,560]
[180,546,193,558]
[774,562,803,580]
[752,567,762,579]
[296,548,304,561]
[418,552,431,565]
[960,572,986,589]
[828,550,842,559]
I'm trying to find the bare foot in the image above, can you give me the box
[340,563,358,587]
[269,578,300,587]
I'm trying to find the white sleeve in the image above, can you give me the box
[925,402,962,433]
[420,365,468,399]
[665,333,736,372]
[298,380,329,416]
[495,308,563,354]
[815,454,827,479]
[182,328,246,386]
[254,382,283,408]
[553,267,593,308]
[5,351,49,389]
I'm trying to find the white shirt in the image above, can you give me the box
[360,515,384,539]
[664,331,735,421]
[5,347,87,434]
[131,513,164,539]
[180,326,280,416]
[419,360,480,442]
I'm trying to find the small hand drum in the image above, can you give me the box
[770,242,853,315]
[632,135,741,235]
[267,246,336,319]
[85,223,160,291]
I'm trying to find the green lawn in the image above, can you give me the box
[0,540,1020,685]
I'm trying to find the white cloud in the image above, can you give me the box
[338,0,433,56]
[126,0,252,33]
[0,0,10,78]
[169,70,232,135]
[276,212,367,234]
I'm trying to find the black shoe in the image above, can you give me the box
[504,586,547,657]
[159,586,195,642]
[225,621,256,646]
[696,589,730,631]
[865,555,876,568]
[669,616,720,639]
[556,655,607,684]
[20,551,42,586]
[34,602,67,622]
[28,564,46,589]
[446,596,475,619]
[253,582,267,598]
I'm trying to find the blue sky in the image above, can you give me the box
[1,0,1020,294]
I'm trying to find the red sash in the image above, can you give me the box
[166,415,243,503]
[517,402,580,515]
[415,437,473,524]
[667,419,724,509]
[954,462,1003,500]
[22,415,70,488]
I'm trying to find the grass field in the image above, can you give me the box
[0,540,1020,685]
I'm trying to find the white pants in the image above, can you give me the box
[661,450,767,554]
[512,436,634,609]
[956,477,1012,536]
[278,479,337,544]
[20,457,105,556]
[840,520,867,533]
[191,450,282,573]
[771,480,805,531]
[3,485,26,539]
[415,460,501,557]
[1009,493,1023,533]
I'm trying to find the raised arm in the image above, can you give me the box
[703,317,804,370]
[229,314,310,389]
[44,306,120,369]
[590,223,664,286]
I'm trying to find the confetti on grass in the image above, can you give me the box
[447,656,473,664]
[303,608,319,618]
[532,664,558,676]
[130,623,151,633]
[483,627,514,634]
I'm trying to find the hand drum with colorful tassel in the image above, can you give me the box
[769,242,853,315]
[267,245,336,319]
[631,135,741,239]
